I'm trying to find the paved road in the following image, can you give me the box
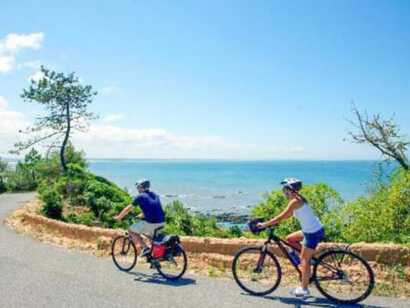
[1,193,408,308]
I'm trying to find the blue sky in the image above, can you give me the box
[1,0,409,159]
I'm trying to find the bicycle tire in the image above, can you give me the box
[111,235,137,272]
[232,246,282,296]
[313,249,374,304]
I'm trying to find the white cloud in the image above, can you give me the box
[0,32,44,74]
[100,85,122,96]
[101,113,125,123]
[18,60,41,70]
[0,33,44,52]
[0,102,305,159]
[0,97,29,155]
[0,96,8,110]
[73,123,304,159]
[0,55,14,73]
[28,70,45,82]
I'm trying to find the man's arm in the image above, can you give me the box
[114,204,133,220]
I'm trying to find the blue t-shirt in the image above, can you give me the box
[132,191,165,224]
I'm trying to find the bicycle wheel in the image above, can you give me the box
[232,246,282,296]
[111,235,137,272]
[313,249,374,304]
[155,244,188,280]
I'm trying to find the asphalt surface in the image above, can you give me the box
[1,193,409,308]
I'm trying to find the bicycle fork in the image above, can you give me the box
[254,245,268,273]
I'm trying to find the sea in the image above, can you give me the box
[88,160,392,215]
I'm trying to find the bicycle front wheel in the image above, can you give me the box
[111,235,137,272]
[232,246,282,296]
[313,249,374,304]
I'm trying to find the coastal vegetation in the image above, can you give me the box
[2,144,409,244]
[1,68,409,245]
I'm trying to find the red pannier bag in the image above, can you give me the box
[152,243,166,258]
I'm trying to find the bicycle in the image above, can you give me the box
[111,225,188,280]
[231,226,375,304]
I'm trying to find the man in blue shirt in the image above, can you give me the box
[114,179,165,257]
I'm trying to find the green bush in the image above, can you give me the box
[252,183,344,241]
[39,185,63,219]
[49,162,132,228]
[66,212,96,226]
[0,158,8,193]
[35,144,88,185]
[4,163,38,192]
[342,169,410,244]
[164,201,231,237]
[2,149,43,192]
[0,180,6,194]
[228,225,243,237]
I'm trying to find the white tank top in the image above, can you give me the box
[293,202,323,233]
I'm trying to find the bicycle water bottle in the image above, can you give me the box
[288,249,301,266]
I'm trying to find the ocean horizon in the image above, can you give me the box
[87,159,393,215]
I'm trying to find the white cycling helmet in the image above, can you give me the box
[135,179,150,190]
[281,178,302,192]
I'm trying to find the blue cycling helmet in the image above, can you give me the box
[136,179,150,190]
[281,178,302,192]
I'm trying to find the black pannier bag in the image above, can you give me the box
[164,235,182,257]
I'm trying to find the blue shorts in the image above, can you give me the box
[303,228,325,250]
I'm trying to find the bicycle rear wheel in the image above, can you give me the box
[112,235,137,272]
[155,244,188,280]
[313,249,374,304]
[232,246,282,296]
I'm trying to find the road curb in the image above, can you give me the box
[19,210,410,266]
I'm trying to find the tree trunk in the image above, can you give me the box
[396,156,409,170]
[60,102,71,172]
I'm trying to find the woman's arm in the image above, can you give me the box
[114,204,133,220]
[259,199,302,228]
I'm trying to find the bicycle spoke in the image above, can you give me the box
[232,247,281,296]
[314,250,374,304]
[112,236,137,271]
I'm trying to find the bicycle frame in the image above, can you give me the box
[261,228,331,282]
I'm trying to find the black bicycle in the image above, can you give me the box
[232,227,374,304]
[111,226,188,280]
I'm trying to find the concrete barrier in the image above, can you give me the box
[20,211,410,266]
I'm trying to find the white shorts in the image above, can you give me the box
[129,221,164,236]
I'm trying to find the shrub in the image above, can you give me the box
[164,201,231,237]
[342,169,410,244]
[66,212,95,226]
[40,185,63,219]
[0,158,8,193]
[35,144,87,185]
[0,180,6,194]
[4,163,38,191]
[229,225,243,237]
[44,158,133,227]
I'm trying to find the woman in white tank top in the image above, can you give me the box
[257,178,325,298]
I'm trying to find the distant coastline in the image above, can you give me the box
[88,159,394,214]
